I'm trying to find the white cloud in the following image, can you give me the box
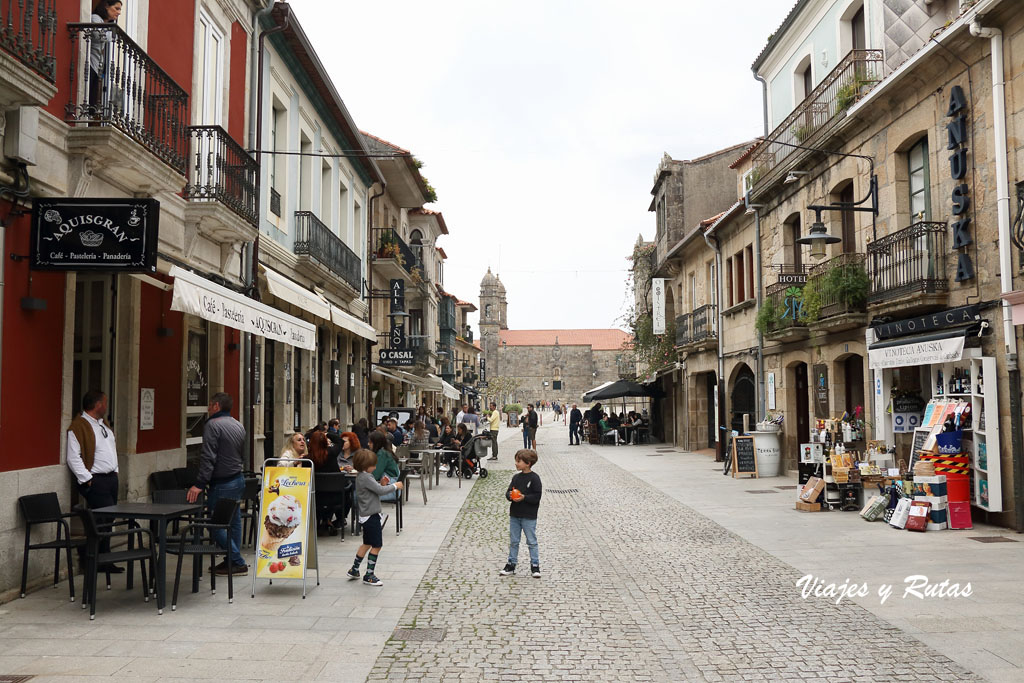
[298,0,795,332]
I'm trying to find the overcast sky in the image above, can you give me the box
[302,0,795,334]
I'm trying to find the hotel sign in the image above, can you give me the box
[31,198,159,271]
[871,304,980,341]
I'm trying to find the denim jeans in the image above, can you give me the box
[206,474,245,567]
[508,516,539,566]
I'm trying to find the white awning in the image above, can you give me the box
[424,374,461,400]
[393,369,431,388]
[169,265,316,351]
[262,266,331,320]
[331,304,378,342]
[868,329,968,370]
[581,380,613,400]
[372,366,405,383]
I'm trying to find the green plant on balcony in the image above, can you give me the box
[409,266,425,285]
[801,278,823,322]
[802,262,869,322]
[835,75,871,113]
[747,165,765,189]
[754,298,778,335]
[791,122,816,142]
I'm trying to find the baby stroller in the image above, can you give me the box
[454,432,491,480]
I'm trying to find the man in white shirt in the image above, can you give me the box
[455,404,467,427]
[67,390,121,569]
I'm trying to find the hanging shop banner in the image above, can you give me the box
[871,304,980,341]
[868,334,966,370]
[253,461,318,597]
[331,360,342,405]
[31,198,159,272]
[169,265,316,351]
[813,364,829,419]
[652,278,666,335]
[390,279,405,313]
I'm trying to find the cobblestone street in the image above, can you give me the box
[368,423,981,682]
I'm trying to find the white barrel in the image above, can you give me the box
[751,431,782,477]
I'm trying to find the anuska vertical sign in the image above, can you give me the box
[947,85,974,282]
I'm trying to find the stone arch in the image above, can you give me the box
[729,363,756,434]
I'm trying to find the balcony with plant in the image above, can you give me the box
[801,252,869,333]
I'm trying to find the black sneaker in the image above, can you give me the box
[499,563,516,576]
[216,563,248,576]
[346,567,361,580]
[363,573,383,586]
[531,565,541,578]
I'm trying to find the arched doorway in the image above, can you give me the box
[729,364,756,434]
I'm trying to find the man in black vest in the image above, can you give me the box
[569,403,583,445]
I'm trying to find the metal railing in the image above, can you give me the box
[373,228,419,273]
[293,211,362,291]
[765,281,807,334]
[1,0,56,81]
[807,252,867,320]
[750,50,883,185]
[184,125,258,227]
[675,313,691,346]
[867,221,947,302]
[66,22,189,174]
[692,304,717,341]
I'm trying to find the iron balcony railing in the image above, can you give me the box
[765,281,807,334]
[66,23,189,174]
[184,125,258,227]
[867,221,948,303]
[692,304,717,341]
[372,227,419,274]
[807,252,868,320]
[1,0,56,81]
[293,211,362,291]
[675,313,691,346]
[750,50,883,186]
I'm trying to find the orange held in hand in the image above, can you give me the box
[510,488,524,502]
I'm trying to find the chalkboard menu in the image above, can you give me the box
[909,428,930,472]
[732,436,758,478]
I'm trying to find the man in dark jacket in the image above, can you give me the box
[525,404,539,450]
[569,403,583,445]
[187,392,247,575]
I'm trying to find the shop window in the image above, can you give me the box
[725,257,734,307]
[908,137,931,222]
[72,275,115,420]
[787,215,803,269]
[734,250,746,302]
[185,319,209,467]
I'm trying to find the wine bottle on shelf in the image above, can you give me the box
[965,366,971,394]
[978,366,984,394]
[936,370,944,396]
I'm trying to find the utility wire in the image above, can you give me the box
[246,149,412,159]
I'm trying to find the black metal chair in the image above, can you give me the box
[380,469,406,535]
[314,473,350,541]
[239,476,261,547]
[168,498,241,610]
[77,507,157,620]
[18,493,85,601]
[149,470,180,492]
[172,466,199,489]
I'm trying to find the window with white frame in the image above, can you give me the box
[196,11,225,126]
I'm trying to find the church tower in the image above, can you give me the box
[480,268,503,377]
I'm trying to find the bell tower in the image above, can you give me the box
[480,268,503,377]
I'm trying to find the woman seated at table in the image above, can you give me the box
[369,431,400,502]
[409,421,431,450]
[599,413,623,445]
[336,431,359,472]
[454,423,471,450]
[277,432,307,465]
[307,431,349,535]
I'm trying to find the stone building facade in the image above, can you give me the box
[478,269,630,407]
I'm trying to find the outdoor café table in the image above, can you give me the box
[92,502,201,614]
[410,449,446,488]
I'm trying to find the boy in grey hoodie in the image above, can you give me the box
[347,449,403,586]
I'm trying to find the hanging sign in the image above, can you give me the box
[766,372,777,411]
[652,278,666,335]
[253,461,318,598]
[389,279,405,313]
[331,360,341,404]
[379,349,415,366]
[31,198,159,272]
[139,388,155,430]
[871,304,980,340]
[869,334,966,369]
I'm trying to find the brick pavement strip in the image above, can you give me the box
[369,435,983,682]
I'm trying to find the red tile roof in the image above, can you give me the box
[436,247,447,259]
[729,138,763,169]
[359,130,410,154]
[411,207,449,234]
[498,329,631,351]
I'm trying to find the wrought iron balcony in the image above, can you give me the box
[691,304,717,341]
[184,125,258,227]
[867,221,947,303]
[805,252,868,322]
[372,227,419,274]
[763,281,808,337]
[65,23,189,174]
[675,313,691,346]
[293,211,362,291]
[1,0,57,82]
[750,50,883,187]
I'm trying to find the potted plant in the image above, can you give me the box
[755,298,778,335]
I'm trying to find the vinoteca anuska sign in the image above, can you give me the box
[31,198,159,272]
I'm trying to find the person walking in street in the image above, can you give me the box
[486,402,501,460]
[569,403,583,445]
[456,404,467,427]
[522,404,539,450]
[461,405,481,434]
[499,449,543,578]
[347,449,403,586]
[67,389,122,572]
[187,392,248,576]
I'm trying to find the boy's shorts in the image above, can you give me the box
[361,513,383,548]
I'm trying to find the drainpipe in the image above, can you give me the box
[752,71,769,137]
[970,20,1023,530]
[704,227,726,462]
[365,183,385,424]
[745,194,766,421]
[247,2,289,467]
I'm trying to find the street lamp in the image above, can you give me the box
[799,175,879,260]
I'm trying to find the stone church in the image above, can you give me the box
[478,269,630,406]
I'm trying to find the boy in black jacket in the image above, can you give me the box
[500,449,543,578]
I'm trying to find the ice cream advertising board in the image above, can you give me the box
[253,462,318,596]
